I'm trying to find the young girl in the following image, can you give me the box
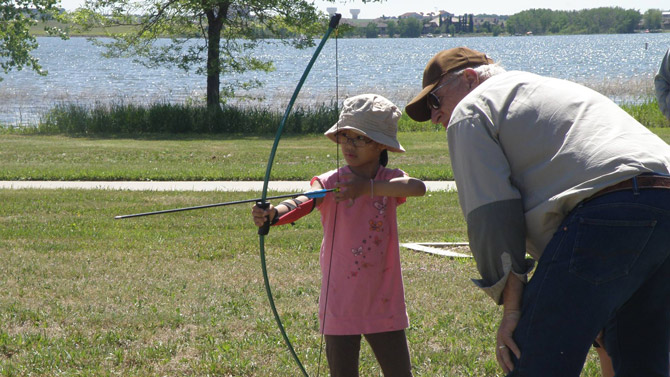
[252,93,425,377]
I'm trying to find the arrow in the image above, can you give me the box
[114,188,336,219]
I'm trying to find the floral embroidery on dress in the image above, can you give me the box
[369,220,383,232]
[348,192,393,279]
[373,196,387,215]
[373,235,382,246]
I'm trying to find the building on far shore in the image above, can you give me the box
[397,12,424,20]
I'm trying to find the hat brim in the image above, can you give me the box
[324,125,405,153]
[404,79,440,122]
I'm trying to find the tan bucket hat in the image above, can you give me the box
[325,94,405,153]
[405,47,494,122]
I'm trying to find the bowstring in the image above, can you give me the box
[258,14,340,377]
[316,25,340,377]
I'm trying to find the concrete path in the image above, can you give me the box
[0,180,456,192]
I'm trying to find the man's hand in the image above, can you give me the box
[497,273,524,374]
[496,309,522,374]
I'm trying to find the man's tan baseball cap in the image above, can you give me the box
[405,47,494,122]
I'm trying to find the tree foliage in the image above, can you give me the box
[0,0,67,80]
[385,20,396,37]
[643,9,662,30]
[398,17,422,38]
[365,22,378,38]
[506,7,641,35]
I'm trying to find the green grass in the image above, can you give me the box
[0,132,452,181]
[27,100,670,135]
[3,128,670,182]
[2,122,669,375]
[1,94,665,135]
[34,103,352,135]
[0,189,605,376]
[620,99,670,128]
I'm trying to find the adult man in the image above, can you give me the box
[405,46,670,376]
[655,48,670,120]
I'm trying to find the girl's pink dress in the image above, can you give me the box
[313,165,409,335]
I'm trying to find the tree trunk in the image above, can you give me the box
[205,6,225,107]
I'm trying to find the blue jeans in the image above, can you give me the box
[509,187,670,377]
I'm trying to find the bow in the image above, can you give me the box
[257,13,341,377]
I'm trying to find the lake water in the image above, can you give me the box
[1,33,670,125]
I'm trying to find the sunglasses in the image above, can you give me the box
[427,76,459,110]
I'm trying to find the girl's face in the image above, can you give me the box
[335,130,385,167]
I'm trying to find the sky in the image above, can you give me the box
[58,0,667,16]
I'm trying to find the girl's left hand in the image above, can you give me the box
[335,173,369,202]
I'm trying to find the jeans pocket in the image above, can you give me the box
[569,217,657,284]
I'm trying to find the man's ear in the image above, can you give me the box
[463,68,479,87]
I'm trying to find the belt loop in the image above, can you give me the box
[633,175,640,195]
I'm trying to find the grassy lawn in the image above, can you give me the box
[3,128,670,182]
[0,189,606,376]
[0,132,452,181]
[3,129,668,375]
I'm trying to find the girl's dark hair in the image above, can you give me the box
[380,149,388,167]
